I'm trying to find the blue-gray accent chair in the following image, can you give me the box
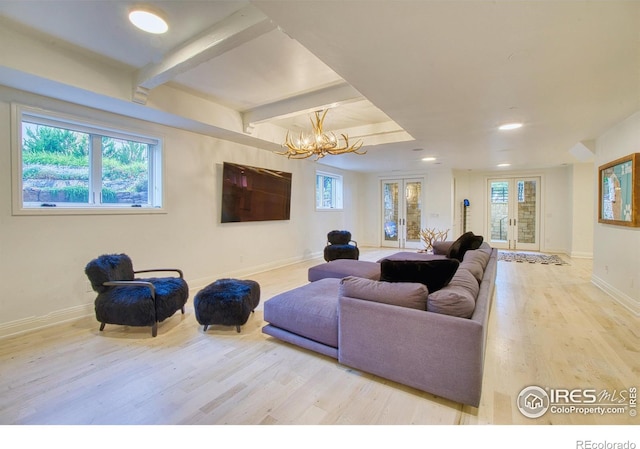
[85,254,189,337]
[323,230,359,262]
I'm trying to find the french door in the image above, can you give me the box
[487,177,540,251]
[381,178,423,249]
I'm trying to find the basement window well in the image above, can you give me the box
[316,171,343,210]
[11,105,164,215]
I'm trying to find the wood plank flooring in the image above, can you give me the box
[0,248,638,427]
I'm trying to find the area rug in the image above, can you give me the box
[498,251,568,265]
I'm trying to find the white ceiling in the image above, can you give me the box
[1,0,638,173]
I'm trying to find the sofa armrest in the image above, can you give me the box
[338,296,484,406]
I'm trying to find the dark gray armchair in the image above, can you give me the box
[85,254,189,337]
[323,230,359,262]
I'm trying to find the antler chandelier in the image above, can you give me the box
[277,110,366,160]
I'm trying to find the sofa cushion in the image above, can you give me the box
[339,276,429,310]
[477,241,493,256]
[427,268,479,318]
[459,260,483,283]
[463,248,491,269]
[460,247,491,282]
[447,232,484,261]
[379,258,459,293]
[432,240,454,255]
[308,259,380,282]
[263,278,341,348]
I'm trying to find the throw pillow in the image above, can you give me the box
[432,240,453,255]
[427,268,479,318]
[379,258,460,293]
[339,276,429,310]
[447,232,484,261]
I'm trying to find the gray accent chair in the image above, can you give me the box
[85,254,189,337]
[323,230,359,262]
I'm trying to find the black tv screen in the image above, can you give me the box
[221,162,292,223]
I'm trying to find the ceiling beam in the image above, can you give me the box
[0,66,282,152]
[133,5,276,104]
[242,82,364,132]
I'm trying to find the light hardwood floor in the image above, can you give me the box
[0,248,638,426]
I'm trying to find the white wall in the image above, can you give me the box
[592,111,640,315]
[570,162,595,258]
[0,87,361,336]
[357,169,454,248]
[450,167,574,253]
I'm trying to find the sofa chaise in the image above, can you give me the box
[262,234,497,407]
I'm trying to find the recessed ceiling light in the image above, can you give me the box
[422,157,436,161]
[498,123,523,131]
[497,163,511,167]
[129,6,169,34]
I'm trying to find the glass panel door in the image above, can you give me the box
[488,177,540,250]
[382,180,400,247]
[515,178,539,250]
[404,180,423,247]
[382,179,423,249]
[489,180,510,248]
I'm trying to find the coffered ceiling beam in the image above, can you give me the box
[133,5,276,104]
[242,82,364,132]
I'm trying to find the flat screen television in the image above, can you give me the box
[221,162,292,223]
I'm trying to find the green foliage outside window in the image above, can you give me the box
[22,122,149,205]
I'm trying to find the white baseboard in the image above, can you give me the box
[592,275,640,316]
[0,303,94,339]
[570,251,593,259]
[188,251,323,292]
[540,247,568,255]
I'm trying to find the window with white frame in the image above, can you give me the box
[316,171,343,210]
[13,106,163,213]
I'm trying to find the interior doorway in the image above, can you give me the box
[487,177,540,251]
[381,178,423,249]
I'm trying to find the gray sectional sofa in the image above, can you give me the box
[262,240,497,407]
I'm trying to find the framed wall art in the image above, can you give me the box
[598,152,639,227]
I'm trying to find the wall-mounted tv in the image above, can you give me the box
[221,162,292,223]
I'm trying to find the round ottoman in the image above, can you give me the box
[194,278,260,332]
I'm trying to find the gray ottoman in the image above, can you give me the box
[194,278,260,332]
[308,259,381,282]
